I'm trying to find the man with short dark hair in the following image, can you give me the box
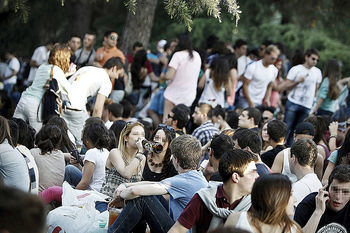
[238,107,261,133]
[165,104,190,136]
[192,104,219,146]
[74,33,96,68]
[108,103,124,122]
[290,138,322,206]
[168,149,259,233]
[201,133,235,181]
[232,128,270,176]
[239,45,279,108]
[108,135,208,233]
[94,31,125,67]
[284,48,322,146]
[294,165,350,233]
[261,119,286,168]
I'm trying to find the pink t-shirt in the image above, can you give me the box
[164,51,201,106]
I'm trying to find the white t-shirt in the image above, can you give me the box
[243,60,278,106]
[28,46,49,83]
[287,64,322,109]
[4,57,20,85]
[83,148,109,192]
[236,55,252,92]
[68,66,112,110]
[199,69,225,107]
[292,173,322,206]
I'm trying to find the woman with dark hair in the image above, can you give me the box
[304,116,330,167]
[64,123,110,191]
[322,129,350,185]
[13,44,73,133]
[109,120,127,146]
[310,59,344,117]
[198,57,232,107]
[0,116,30,192]
[162,34,202,122]
[31,124,65,192]
[225,174,302,233]
[143,125,178,181]
[130,49,158,107]
[47,116,75,153]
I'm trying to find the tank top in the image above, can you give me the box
[236,212,254,232]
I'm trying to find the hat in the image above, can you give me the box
[157,39,167,48]
[295,122,314,136]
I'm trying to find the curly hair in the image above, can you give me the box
[48,44,71,73]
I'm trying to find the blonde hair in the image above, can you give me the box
[265,45,280,56]
[48,44,71,73]
[118,122,144,165]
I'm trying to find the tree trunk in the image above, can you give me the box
[65,0,93,40]
[121,0,158,54]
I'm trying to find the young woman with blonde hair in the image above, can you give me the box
[13,44,73,133]
[100,122,146,198]
[225,174,302,233]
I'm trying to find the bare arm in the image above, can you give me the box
[164,67,176,81]
[92,93,106,117]
[197,72,206,89]
[108,149,145,179]
[30,60,40,68]
[328,122,338,152]
[75,161,95,190]
[2,68,17,81]
[149,72,160,82]
[120,182,168,200]
[310,98,324,115]
[271,150,284,173]
[168,221,189,233]
[263,82,273,106]
[283,78,305,91]
[242,77,254,107]
[315,154,324,181]
[322,161,335,186]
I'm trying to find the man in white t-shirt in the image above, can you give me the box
[284,48,322,146]
[26,43,54,85]
[63,57,121,145]
[1,52,20,96]
[239,45,279,108]
[290,138,322,207]
[234,39,251,92]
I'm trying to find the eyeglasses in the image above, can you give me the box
[109,36,118,41]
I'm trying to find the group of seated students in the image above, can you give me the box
[0,101,350,233]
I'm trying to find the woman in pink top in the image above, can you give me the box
[162,34,201,122]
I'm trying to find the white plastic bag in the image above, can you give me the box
[61,182,108,207]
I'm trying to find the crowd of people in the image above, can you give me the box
[0,31,350,233]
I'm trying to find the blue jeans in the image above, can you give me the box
[108,195,173,233]
[64,165,82,187]
[284,100,310,146]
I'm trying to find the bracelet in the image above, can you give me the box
[123,183,127,188]
[329,135,337,139]
[135,155,143,162]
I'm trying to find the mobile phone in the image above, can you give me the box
[71,149,80,164]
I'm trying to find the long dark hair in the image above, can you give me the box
[151,126,176,180]
[47,116,75,153]
[249,174,302,233]
[176,34,193,59]
[11,118,35,149]
[304,116,329,150]
[0,116,14,147]
[82,123,110,150]
[337,129,350,165]
[210,57,230,91]
[35,124,62,154]
[131,49,147,89]
[323,59,342,100]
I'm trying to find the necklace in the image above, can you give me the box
[148,158,163,168]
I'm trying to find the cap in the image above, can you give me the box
[294,122,314,136]
[157,39,167,48]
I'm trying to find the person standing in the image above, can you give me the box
[284,49,322,146]
[1,51,20,97]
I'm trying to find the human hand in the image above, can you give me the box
[315,185,329,214]
[113,184,127,198]
[329,121,338,137]
[95,53,103,61]
[136,138,145,154]
[297,76,306,83]
[69,155,78,164]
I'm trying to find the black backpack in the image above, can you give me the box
[41,66,63,122]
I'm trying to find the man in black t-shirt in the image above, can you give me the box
[294,165,350,233]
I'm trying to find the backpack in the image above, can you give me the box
[41,66,63,122]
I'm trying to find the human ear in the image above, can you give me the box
[232,173,240,183]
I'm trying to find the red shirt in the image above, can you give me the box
[126,54,153,74]
[177,185,242,233]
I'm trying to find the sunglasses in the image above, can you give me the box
[109,36,118,41]
[159,123,175,132]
